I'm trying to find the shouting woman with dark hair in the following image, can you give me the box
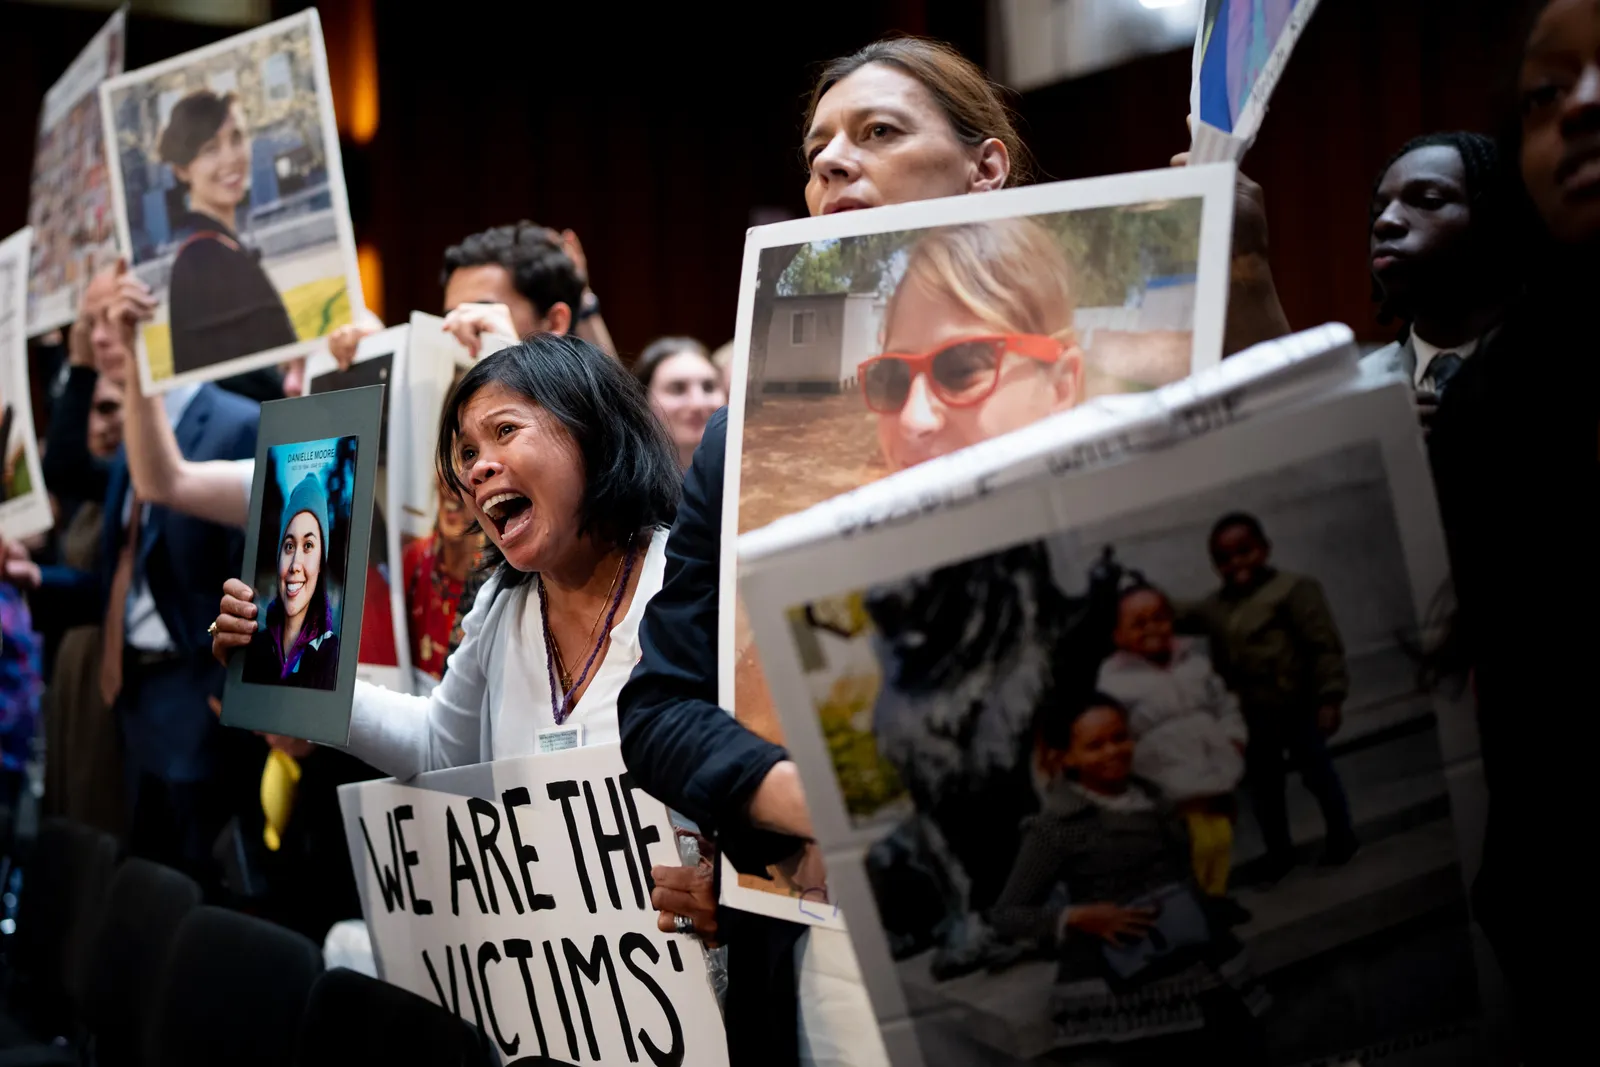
[157,91,296,394]
[213,333,681,772]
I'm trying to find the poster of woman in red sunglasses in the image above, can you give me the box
[719,165,1237,929]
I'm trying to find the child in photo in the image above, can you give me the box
[1192,512,1357,882]
[989,696,1266,1061]
[1097,581,1249,914]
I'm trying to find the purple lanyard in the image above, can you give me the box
[540,541,639,725]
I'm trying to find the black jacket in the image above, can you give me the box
[618,407,807,1067]
[167,212,296,380]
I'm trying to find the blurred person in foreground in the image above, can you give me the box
[1427,1,1600,1061]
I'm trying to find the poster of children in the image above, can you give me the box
[720,165,1236,923]
[25,7,126,336]
[743,371,1489,1065]
[0,229,52,540]
[241,435,358,691]
[98,9,362,394]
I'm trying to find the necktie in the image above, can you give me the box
[99,494,140,708]
[1423,352,1465,394]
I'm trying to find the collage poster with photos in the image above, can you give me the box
[25,6,126,336]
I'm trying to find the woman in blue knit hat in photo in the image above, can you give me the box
[242,471,341,689]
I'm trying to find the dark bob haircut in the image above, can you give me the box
[158,91,238,169]
[633,336,710,390]
[436,334,680,588]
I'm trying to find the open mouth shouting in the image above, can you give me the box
[479,489,533,542]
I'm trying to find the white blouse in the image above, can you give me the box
[342,528,669,779]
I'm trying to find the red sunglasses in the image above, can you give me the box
[858,334,1067,414]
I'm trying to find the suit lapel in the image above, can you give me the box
[173,386,212,460]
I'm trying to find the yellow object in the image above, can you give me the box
[1184,809,1235,896]
[141,276,351,385]
[260,748,303,853]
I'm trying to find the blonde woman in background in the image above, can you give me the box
[863,217,1085,471]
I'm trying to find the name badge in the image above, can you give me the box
[536,724,585,753]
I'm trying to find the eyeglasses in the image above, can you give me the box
[859,334,1067,415]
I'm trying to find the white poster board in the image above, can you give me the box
[100,9,364,394]
[26,6,127,336]
[339,743,730,1066]
[0,229,53,541]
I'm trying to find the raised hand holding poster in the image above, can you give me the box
[99,9,363,395]
[339,744,730,1066]
[25,7,127,336]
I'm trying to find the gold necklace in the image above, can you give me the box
[544,540,631,694]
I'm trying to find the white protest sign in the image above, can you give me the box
[339,743,728,1067]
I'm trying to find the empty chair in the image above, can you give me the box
[146,906,323,1067]
[1,817,119,1048]
[80,859,202,1067]
[292,968,495,1067]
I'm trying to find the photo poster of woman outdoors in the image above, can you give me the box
[98,9,362,395]
[717,164,1237,925]
[224,383,381,745]
[739,369,1491,1066]
[0,229,52,541]
[306,329,408,692]
[25,6,125,336]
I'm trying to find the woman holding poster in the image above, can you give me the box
[157,91,297,378]
[213,334,681,769]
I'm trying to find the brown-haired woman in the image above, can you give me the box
[622,36,1286,1067]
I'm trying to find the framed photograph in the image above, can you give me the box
[306,329,407,692]
[99,9,363,395]
[0,229,53,540]
[1190,0,1324,161]
[222,384,383,745]
[25,7,126,336]
[718,164,1238,926]
[740,370,1491,1065]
